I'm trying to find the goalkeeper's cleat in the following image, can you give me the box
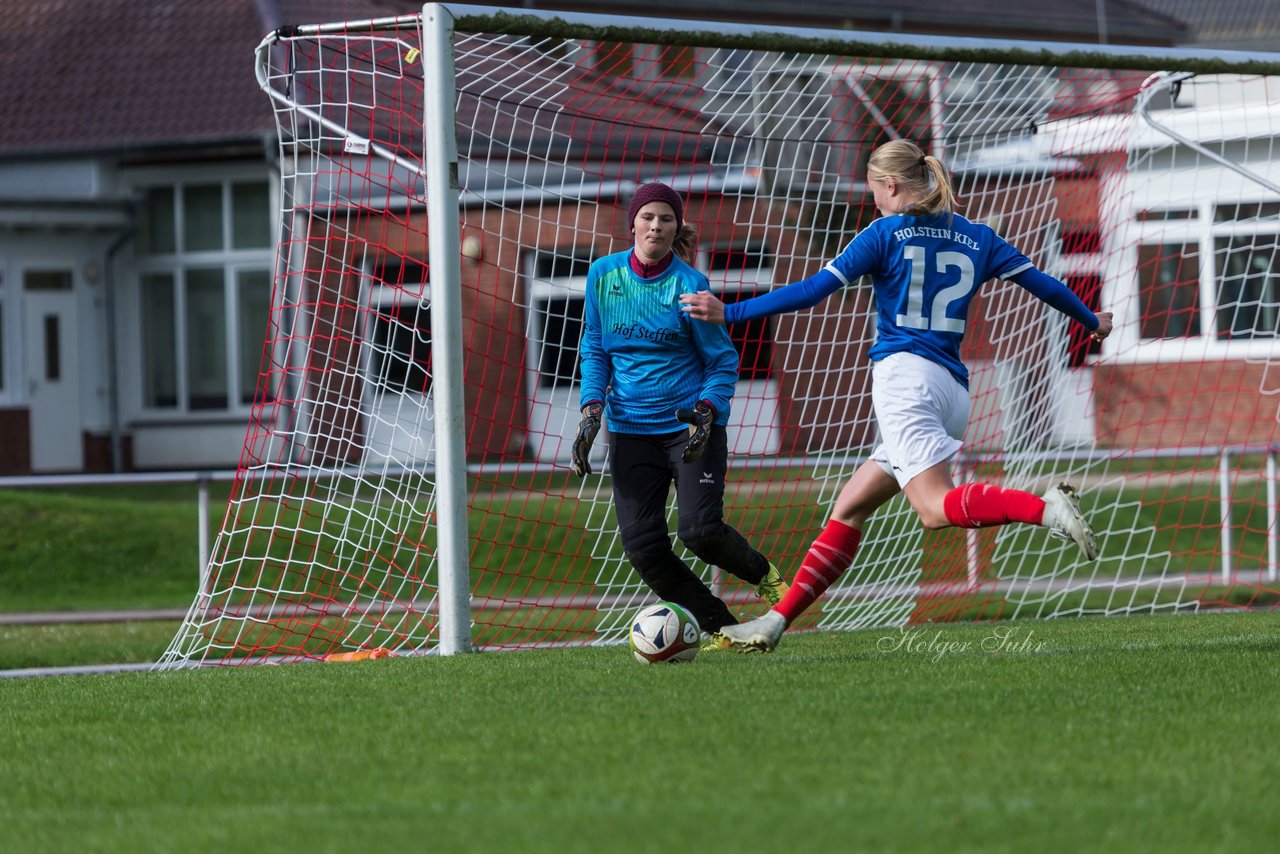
[753,563,790,606]
[700,632,733,652]
[716,610,786,654]
[1041,482,1099,561]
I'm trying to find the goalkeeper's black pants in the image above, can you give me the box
[609,425,771,633]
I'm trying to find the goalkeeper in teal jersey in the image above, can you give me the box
[682,140,1115,654]
[570,183,787,642]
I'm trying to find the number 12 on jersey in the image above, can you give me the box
[896,245,974,334]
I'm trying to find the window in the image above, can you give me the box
[530,291,772,387]
[1214,202,1280,223]
[525,245,776,389]
[185,268,228,410]
[376,256,430,294]
[1133,230,1280,345]
[1060,229,1100,255]
[1066,274,1103,368]
[535,295,584,390]
[1138,243,1201,340]
[141,272,178,408]
[1215,235,1280,340]
[707,243,771,272]
[183,185,224,252]
[704,243,774,380]
[1119,184,1280,357]
[528,248,593,391]
[1135,208,1198,222]
[722,290,774,381]
[593,41,633,77]
[43,314,61,380]
[658,45,696,80]
[369,301,432,396]
[706,48,756,95]
[136,176,274,413]
[534,249,592,280]
[232,183,273,249]
[24,270,73,291]
[368,257,432,396]
[138,188,176,254]
[237,270,272,404]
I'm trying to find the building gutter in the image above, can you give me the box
[104,224,135,472]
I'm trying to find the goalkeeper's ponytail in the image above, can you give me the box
[673,223,698,263]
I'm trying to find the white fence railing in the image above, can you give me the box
[2,442,1275,612]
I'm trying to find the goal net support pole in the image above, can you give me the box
[423,3,473,656]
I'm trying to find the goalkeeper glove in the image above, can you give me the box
[675,401,715,463]
[570,402,603,477]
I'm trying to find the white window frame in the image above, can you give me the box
[126,165,276,419]
[1114,196,1280,364]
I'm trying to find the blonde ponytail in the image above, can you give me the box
[867,140,957,217]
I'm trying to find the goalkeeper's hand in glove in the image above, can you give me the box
[570,402,603,477]
[674,401,715,463]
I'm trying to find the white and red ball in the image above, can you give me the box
[629,602,700,664]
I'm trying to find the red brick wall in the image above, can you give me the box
[1096,361,1280,448]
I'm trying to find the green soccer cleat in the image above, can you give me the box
[754,563,790,606]
[700,632,733,652]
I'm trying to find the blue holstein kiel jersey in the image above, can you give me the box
[724,211,1096,388]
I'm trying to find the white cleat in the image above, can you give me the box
[713,610,787,653]
[1041,482,1099,561]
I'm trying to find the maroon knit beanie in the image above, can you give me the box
[627,182,684,231]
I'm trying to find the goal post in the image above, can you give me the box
[421,4,471,656]
[157,4,1280,669]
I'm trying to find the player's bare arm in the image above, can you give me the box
[679,291,727,324]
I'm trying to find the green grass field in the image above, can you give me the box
[3,483,1279,849]
[2,612,1277,851]
[5,469,1280,669]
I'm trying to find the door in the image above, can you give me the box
[23,268,83,471]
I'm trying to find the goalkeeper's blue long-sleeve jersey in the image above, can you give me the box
[579,250,738,434]
[724,211,1099,389]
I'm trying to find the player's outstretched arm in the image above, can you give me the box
[681,269,844,325]
[1007,266,1100,331]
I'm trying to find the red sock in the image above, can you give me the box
[943,483,1046,528]
[775,519,862,624]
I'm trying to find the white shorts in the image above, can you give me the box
[869,352,969,488]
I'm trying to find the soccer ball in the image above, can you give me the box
[629,602,700,664]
